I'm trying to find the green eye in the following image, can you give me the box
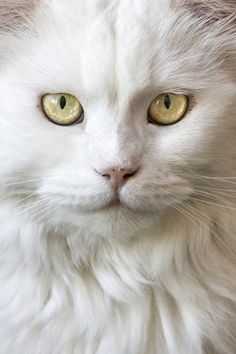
[41,93,84,125]
[148,93,189,125]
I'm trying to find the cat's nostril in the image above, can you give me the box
[124,172,134,179]
[97,166,139,190]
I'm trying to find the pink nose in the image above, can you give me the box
[100,167,138,189]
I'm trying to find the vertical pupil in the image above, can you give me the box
[164,95,171,109]
[60,96,66,110]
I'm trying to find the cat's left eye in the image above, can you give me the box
[41,93,84,126]
[147,93,189,125]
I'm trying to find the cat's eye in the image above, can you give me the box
[41,93,84,125]
[147,93,189,125]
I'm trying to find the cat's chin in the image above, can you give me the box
[47,203,162,240]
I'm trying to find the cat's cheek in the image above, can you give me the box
[35,174,114,213]
[120,175,193,212]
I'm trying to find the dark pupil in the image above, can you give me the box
[164,95,171,109]
[60,96,66,110]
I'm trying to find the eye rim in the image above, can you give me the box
[41,93,84,126]
[147,93,189,126]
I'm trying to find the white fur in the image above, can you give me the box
[0,1,236,353]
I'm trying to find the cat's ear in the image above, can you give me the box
[0,0,38,32]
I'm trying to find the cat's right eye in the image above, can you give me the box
[41,93,84,126]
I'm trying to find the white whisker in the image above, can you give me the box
[0,178,47,187]
[32,205,61,224]
[188,196,236,211]
[13,197,52,218]
[180,202,235,258]
[182,201,236,240]
[170,203,199,227]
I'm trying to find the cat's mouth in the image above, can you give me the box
[103,192,123,209]
[95,191,148,213]
[90,191,134,212]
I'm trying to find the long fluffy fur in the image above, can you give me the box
[0,1,236,353]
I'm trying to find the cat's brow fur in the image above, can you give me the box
[0,0,236,354]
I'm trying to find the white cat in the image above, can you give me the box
[0,0,236,353]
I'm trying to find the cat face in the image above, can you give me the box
[0,0,235,238]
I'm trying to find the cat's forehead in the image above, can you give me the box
[38,0,172,98]
[32,0,230,101]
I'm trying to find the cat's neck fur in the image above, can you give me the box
[1,200,236,354]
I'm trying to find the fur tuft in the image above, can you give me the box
[177,0,236,20]
[0,0,39,33]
